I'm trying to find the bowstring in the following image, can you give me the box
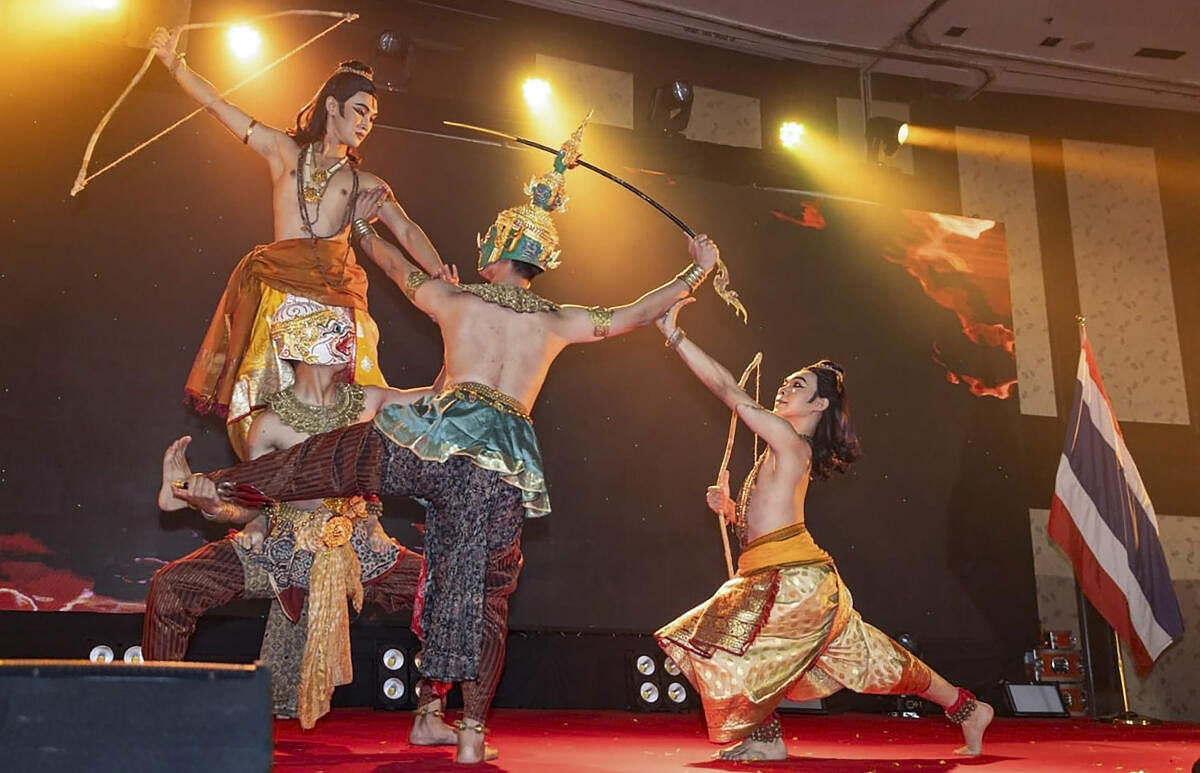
[71,10,358,196]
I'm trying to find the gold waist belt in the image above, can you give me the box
[738,523,831,576]
[444,381,531,421]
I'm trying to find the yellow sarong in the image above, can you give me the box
[657,523,932,743]
[184,239,386,458]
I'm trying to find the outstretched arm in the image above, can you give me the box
[149,27,291,166]
[657,299,808,454]
[552,235,720,343]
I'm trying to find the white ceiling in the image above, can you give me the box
[513,0,1200,112]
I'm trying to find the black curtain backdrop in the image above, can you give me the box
[0,7,1036,685]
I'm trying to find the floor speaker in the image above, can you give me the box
[0,659,272,773]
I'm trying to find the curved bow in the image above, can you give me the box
[714,351,762,578]
[443,120,750,323]
[71,10,359,196]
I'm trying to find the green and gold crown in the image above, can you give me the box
[477,114,590,273]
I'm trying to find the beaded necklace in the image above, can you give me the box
[296,143,359,239]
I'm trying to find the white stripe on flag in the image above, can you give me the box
[1054,459,1175,659]
[1077,360,1160,536]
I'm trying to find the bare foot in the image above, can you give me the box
[454,726,498,764]
[409,703,456,746]
[954,700,993,756]
[715,737,787,761]
[158,436,194,511]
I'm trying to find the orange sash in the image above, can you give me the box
[737,522,831,576]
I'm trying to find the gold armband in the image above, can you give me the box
[587,305,613,338]
[242,118,258,145]
[403,270,432,300]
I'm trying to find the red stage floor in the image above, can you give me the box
[273,708,1199,772]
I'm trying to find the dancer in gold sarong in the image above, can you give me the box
[653,297,993,762]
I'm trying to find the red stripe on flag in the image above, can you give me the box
[1048,495,1154,674]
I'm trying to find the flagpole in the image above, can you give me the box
[1104,630,1160,726]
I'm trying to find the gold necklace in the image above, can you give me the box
[460,282,560,313]
[266,383,365,434]
[301,143,348,205]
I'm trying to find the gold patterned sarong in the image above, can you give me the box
[184,239,387,458]
[657,524,932,743]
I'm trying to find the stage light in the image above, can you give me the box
[382,648,405,670]
[865,116,909,165]
[649,80,693,136]
[377,29,404,56]
[375,642,418,710]
[635,654,656,675]
[663,657,681,677]
[779,121,806,149]
[122,645,143,664]
[227,24,261,61]
[666,681,688,705]
[639,681,660,704]
[382,677,406,701]
[89,645,114,664]
[523,78,552,112]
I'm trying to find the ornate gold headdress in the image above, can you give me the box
[476,113,591,273]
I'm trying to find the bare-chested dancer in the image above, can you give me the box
[148,27,446,456]
[653,297,993,762]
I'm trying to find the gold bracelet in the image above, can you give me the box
[168,51,186,76]
[675,263,709,292]
[665,328,685,349]
[242,119,258,145]
[352,217,375,239]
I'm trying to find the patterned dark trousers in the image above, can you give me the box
[141,539,422,660]
[208,421,527,720]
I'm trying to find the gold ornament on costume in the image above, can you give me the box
[301,143,348,206]
[459,282,560,313]
[476,113,591,273]
[266,383,365,435]
[321,515,354,548]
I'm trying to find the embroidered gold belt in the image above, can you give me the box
[443,382,531,421]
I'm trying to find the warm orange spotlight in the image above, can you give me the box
[227,24,262,60]
[779,121,806,149]
[90,0,119,8]
[897,122,910,145]
[523,78,551,111]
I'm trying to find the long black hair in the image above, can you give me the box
[289,60,376,166]
[805,359,862,480]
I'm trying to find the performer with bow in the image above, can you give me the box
[145,26,448,457]
[651,297,993,762]
[160,117,722,764]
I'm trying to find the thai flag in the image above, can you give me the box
[1047,331,1183,673]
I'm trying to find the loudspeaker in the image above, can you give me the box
[0,659,272,773]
